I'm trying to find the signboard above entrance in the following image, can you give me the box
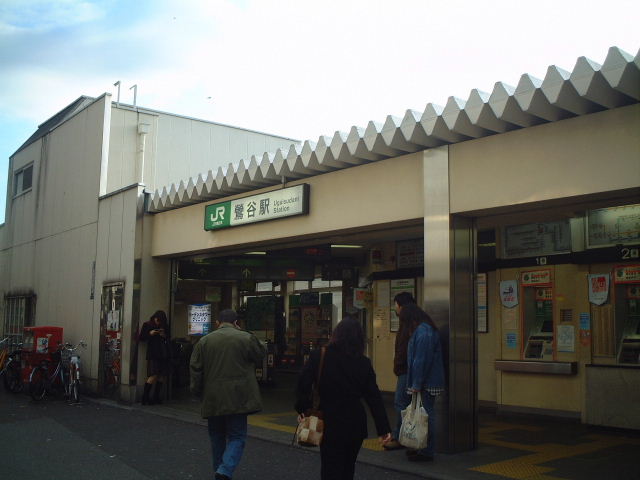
[204,184,309,231]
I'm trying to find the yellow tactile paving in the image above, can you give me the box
[472,420,638,479]
[249,411,297,434]
[249,412,638,478]
[248,411,385,451]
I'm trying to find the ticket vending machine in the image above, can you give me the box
[521,269,554,360]
[614,265,640,364]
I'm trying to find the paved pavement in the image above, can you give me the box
[0,388,419,480]
[2,373,639,480]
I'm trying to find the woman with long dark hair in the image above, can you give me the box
[295,316,391,480]
[403,304,444,462]
[139,310,171,405]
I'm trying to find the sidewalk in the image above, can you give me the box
[95,373,640,480]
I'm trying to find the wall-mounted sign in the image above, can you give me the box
[503,220,571,259]
[204,184,309,231]
[477,273,488,333]
[613,264,640,284]
[500,280,519,308]
[588,274,610,305]
[521,269,552,286]
[390,279,415,332]
[587,204,640,248]
[396,239,424,268]
[188,303,211,335]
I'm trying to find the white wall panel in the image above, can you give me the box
[151,113,296,193]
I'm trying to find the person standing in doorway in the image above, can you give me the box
[383,292,416,451]
[295,316,392,480]
[405,304,445,462]
[139,310,171,405]
[190,309,266,480]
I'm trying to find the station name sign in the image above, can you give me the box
[204,184,309,231]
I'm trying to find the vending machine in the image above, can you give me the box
[614,264,640,364]
[521,269,554,360]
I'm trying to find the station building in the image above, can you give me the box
[1,46,639,452]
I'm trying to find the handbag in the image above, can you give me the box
[294,347,326,447]
[398,392,429,450]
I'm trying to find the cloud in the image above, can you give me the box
[0,0,104,33]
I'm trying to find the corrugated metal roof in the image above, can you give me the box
[148,46,639,214]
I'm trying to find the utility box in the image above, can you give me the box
[21,326,64,383]
[23,326,64,354]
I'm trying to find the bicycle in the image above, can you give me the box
[0,337,23,393]
[29,341,86,402]
[68,341,87,403]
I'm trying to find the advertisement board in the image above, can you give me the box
[188,304,212,335]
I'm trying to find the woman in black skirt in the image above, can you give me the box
[295,316,392,480]
[139,310,170,405]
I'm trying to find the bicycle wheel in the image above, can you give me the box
[69,364,80,403]
[29,367,47,401]
[3,361,23,393]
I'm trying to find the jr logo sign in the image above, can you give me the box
[204,202,231,230]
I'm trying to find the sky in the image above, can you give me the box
[0,0,638,223]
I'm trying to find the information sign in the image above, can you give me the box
[503,220,571,258]
[587,204,640,247]
[204,184,309,231]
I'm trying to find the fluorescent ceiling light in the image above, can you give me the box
[245,251,267,255]
[331,244,362,248]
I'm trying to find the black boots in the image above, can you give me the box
[153,382,163,404]
[141,382,153,405]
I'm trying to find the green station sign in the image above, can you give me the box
[204,184,309,231]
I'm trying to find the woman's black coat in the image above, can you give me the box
[295,346,390,442]
[139,320,170,361]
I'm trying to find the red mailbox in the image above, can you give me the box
[21,326,64,382]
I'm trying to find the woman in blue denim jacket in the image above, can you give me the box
[405,305,445,461]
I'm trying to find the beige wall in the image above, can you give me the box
[450,104,640,214]
[151,152,424,257]
[93,187,139,380]
[0,95,110,377]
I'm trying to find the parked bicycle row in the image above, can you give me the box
[0,335,86,402]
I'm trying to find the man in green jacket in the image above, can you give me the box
[190,309,266,480]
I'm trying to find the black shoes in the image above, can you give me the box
[215,473,231,480]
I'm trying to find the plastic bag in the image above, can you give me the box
[399,392,428,450]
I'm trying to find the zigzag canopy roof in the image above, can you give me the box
[148,46,639,214]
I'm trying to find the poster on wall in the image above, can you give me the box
[477,273,488,333]
[390,279,415,332]
[506,332,517,349]
[557,325,575,353]
[353,288,367,309]
[500,280,519,308]
[579,313,591,347]
[188,303,212,335]
[588,274,610,305]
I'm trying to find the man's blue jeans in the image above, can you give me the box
[393,374,411,439]
[207,414,248,478]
